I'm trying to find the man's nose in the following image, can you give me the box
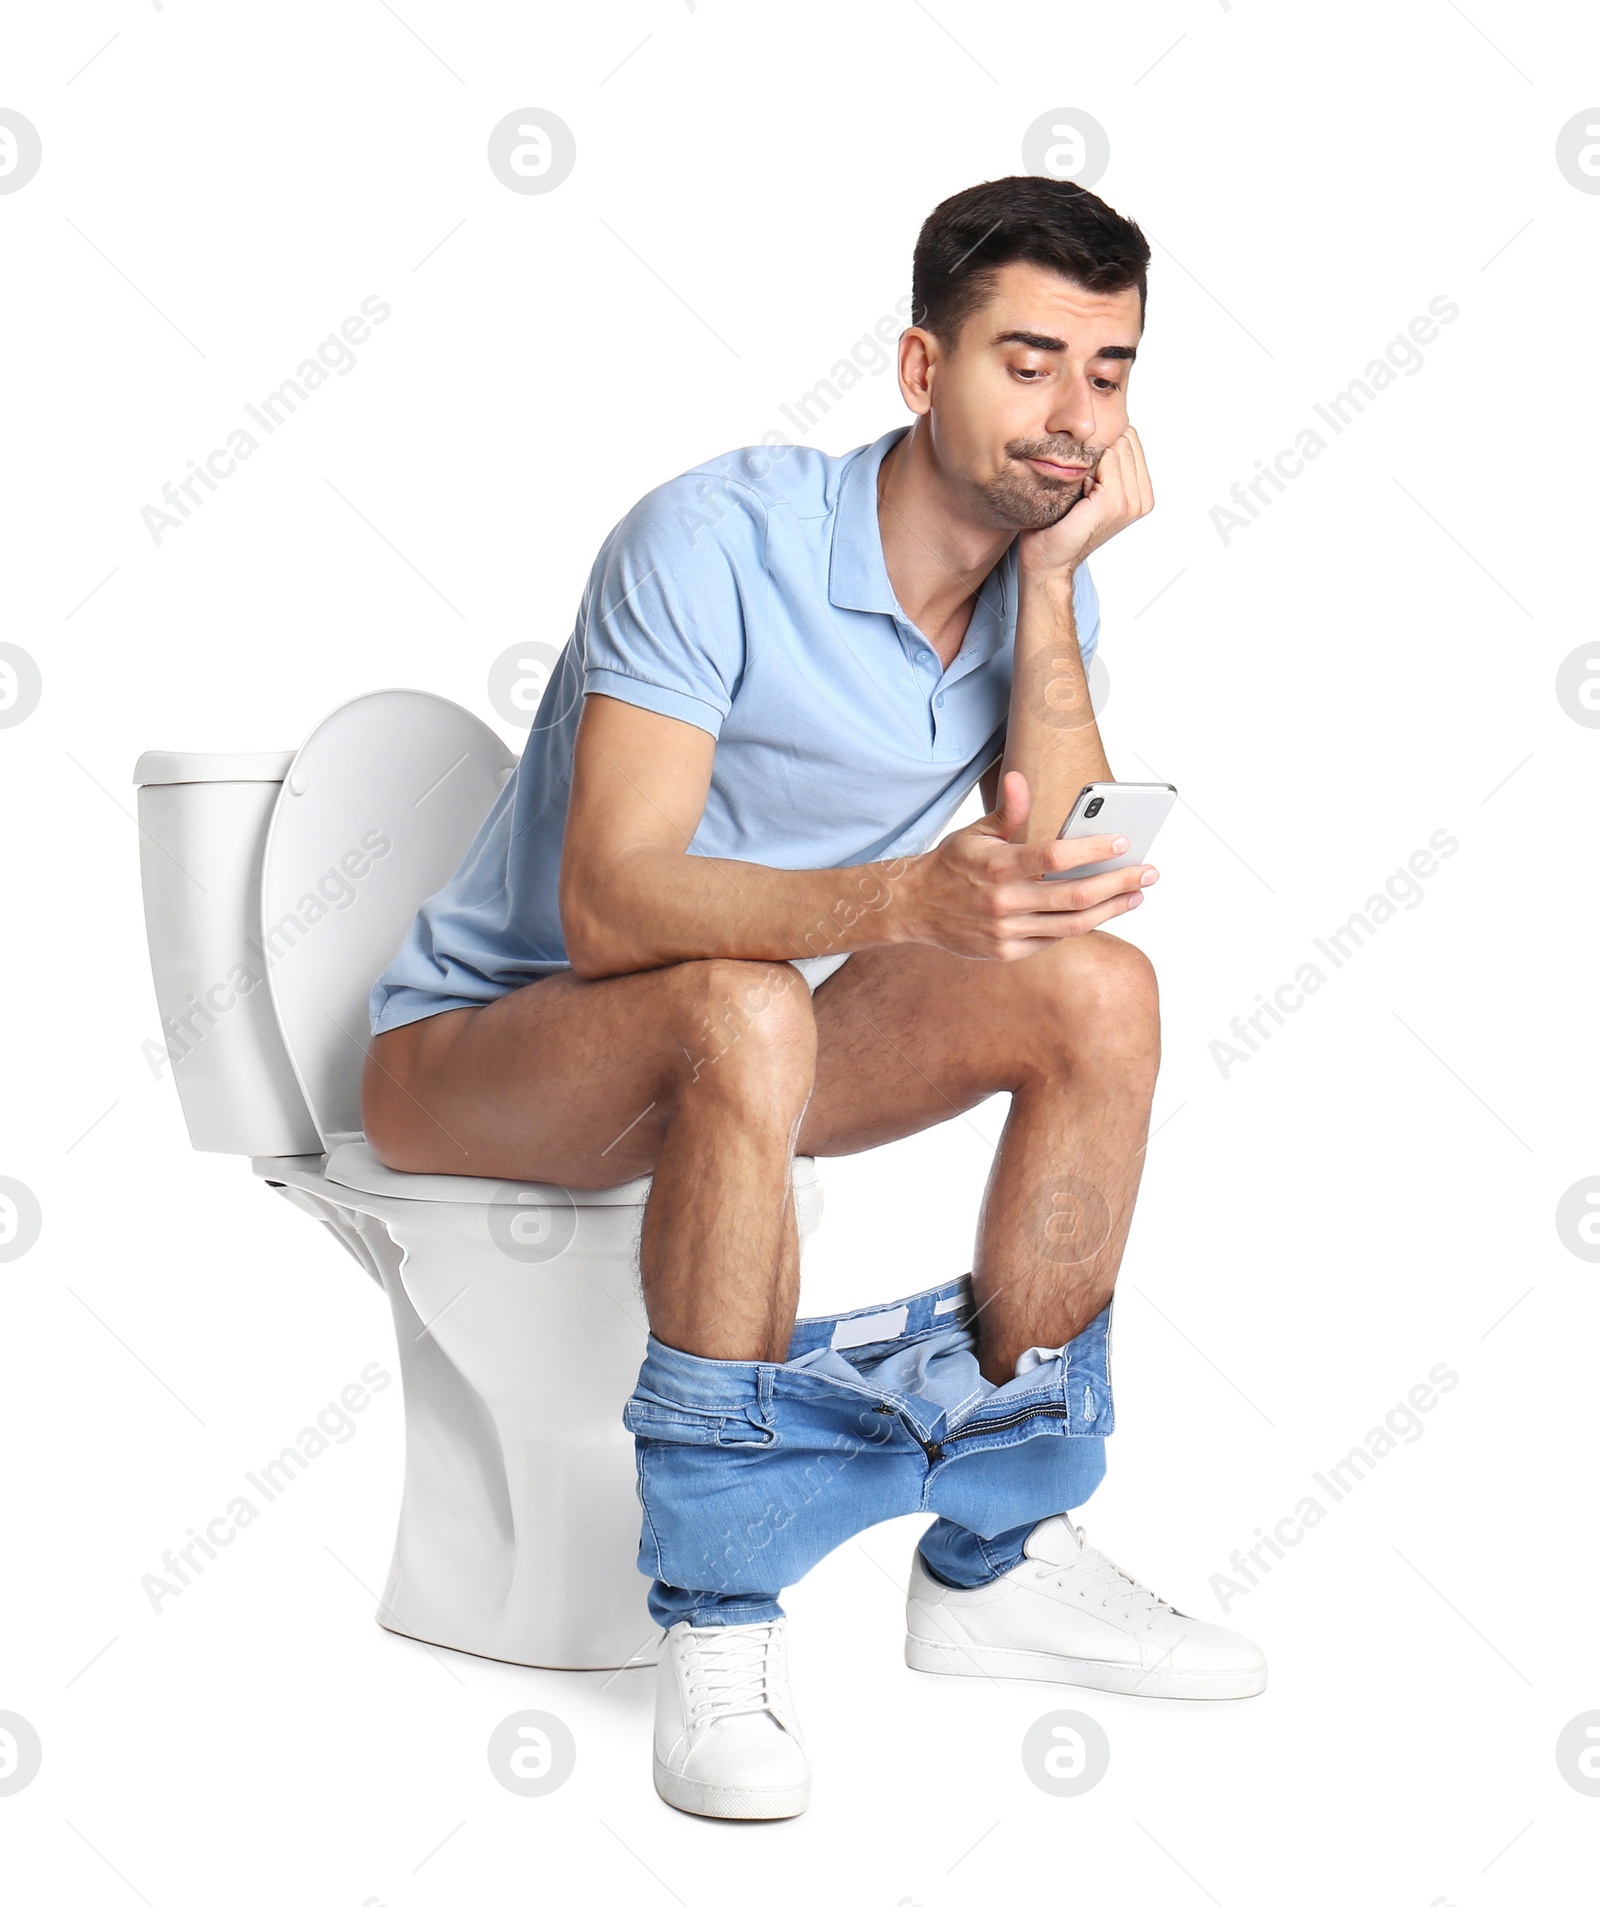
[1044,376,1099,449]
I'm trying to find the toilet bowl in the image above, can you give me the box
[135,689,824,1671]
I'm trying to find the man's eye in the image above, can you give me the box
[1091,377,1123,392]
[1012,366,1047,380]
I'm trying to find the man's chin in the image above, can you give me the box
[1002,486,1084,530]
[1037,484,1085,519]
[963,466,1085,531]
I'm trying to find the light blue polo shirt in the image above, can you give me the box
[368,425,1099,1035]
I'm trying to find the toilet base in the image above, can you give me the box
[255,1149,823,1671]
[372,1612,656,1674]
[259,1156,656,1669]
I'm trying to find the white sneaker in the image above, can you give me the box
[653,1618,811,1819]
[905,1514,1267,1700]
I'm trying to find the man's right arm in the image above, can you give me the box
[558,693,1152,980]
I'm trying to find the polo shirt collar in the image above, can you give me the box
[828,426,911,615]
[827,427,1016,663]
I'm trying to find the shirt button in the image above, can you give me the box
[916,651,932,667]
[934,693,945,707]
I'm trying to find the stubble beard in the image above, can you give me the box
[964,442,1102,531]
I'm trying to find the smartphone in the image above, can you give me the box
[1042,781,1177,883]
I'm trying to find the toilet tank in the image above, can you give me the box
[134,751,323,1157]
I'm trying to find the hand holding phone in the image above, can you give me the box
[901,770,1169,961]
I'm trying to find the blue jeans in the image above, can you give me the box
[622,1274,1114,1628]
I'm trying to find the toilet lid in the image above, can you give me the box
[261,689,514,1149]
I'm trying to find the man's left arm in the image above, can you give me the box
[995,425,1154,842]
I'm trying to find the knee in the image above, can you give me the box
[1021,931,1161,1087]
[660,958,818,1111]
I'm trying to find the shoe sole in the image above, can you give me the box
[904,1631,1267,1700]
[653,1758,810,1820]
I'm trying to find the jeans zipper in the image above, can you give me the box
[871,1402,947,1463]
[873,1398,1071,1464]
[944,1400,1071,1444]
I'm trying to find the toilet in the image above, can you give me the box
[134,688,824,1671]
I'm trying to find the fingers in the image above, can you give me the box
[999,860,1155,918]
[1113,433,1148,517]
[1010,831,1127,880]
[1033,862,1155,912]
[1083,439,1124,516]
[1002,879,1151,945]
[1094,444,1132,529]
[1087,429,1152,526]
[1122,424,1154,516]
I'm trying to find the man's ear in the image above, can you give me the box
[896,327,936,416]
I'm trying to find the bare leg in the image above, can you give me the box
[966,959,1157,1379]
[364,930,1157,1374]
[796,929,1160,1382]
[362,956,818,1360]
[634,970,815,1358]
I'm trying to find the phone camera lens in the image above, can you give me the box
[1084,796,1104,818]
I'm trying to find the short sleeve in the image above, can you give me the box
[579,474,761,738]
[1072,561,1100,669]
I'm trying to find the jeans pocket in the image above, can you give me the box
[624,1397,776,1448]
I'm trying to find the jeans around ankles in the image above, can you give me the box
[621,1274,1114,1629]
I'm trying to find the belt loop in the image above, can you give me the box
[755,1364,776,1425]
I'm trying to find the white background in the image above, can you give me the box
[2,2,1597,1902]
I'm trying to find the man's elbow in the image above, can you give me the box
[559,880,633,981]
[561,837,676,979]
[563,938,612,982]
[559,903,614,981]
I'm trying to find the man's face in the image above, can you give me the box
[916,260,1143,531]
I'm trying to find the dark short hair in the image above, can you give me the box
[911,176,1150,349]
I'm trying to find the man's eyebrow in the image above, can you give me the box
[991,329,1137,362]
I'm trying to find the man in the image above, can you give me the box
[363,174,1266,1821]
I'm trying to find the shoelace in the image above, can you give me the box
[1044,1522,1178,1624]
[681,1622,787,1724]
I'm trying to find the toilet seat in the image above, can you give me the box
[317,1138,821,1218]
[321,1140,654,1207]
